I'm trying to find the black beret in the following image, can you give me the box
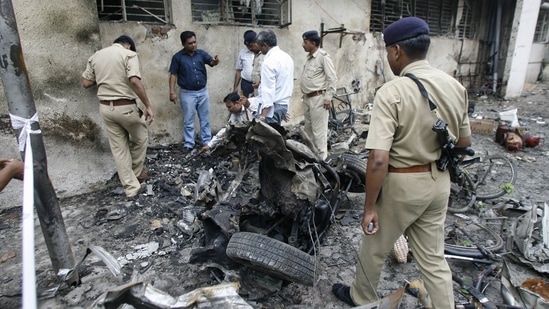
[302,30,320,41]
[244,30,257,45]
[383,17,429,46]
[114,35,136,52]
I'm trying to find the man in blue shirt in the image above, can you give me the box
[169,31,219,152]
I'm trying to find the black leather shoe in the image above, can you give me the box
[332,283,356,306]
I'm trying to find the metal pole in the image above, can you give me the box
[493,0,502,94]
[0,0,78,284]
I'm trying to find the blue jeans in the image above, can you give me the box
[180,88,212,148]
[266,103,288,124]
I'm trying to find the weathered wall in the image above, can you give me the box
[94,0,376,142]
[527,43,547,83]
[0,0,492,206]
[0,0,115,207]
[505,0,541,98]
[543,45,549,81]
[96,1,481,137]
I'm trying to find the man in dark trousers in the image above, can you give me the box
[233,30,257,98]
[169,31,219,152]
[332,17,471,308]
[245,30,293,125]
[82,35,154,199]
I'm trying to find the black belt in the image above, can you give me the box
[181,86,205,91]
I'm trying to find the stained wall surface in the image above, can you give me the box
[0,0,539,206]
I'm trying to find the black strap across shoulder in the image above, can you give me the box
[405,73,437,111]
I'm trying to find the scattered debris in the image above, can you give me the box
[90,282,252,309]
[512,202,549,273]
[0,252,16,263]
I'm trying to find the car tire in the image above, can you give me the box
[226,232,316,286]
[326,152,366,191]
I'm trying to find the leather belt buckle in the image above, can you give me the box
[388,163,431,173]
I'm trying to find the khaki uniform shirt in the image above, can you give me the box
[252,51,265,85]
[82,43,141,101]
[300,48,337,100]
[366,60,471,168]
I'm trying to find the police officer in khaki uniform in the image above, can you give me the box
[332,17,471,308]
[82,35,154,199]
[300,30,337,160]
[251,41,265,96]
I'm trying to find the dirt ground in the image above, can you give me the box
[1,82,548,309]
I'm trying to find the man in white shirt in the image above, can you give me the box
[201,92,258,152]
[233,30,257,98]
[245,30,294,125]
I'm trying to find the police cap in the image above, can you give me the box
[383,17,429,46]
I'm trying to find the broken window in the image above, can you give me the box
[370,0,478,39]
[191,0,292,27]
[97,0,171,24]
[535,8,549,43]
[455,0,481,39]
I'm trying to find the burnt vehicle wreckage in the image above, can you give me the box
[186,120,366,287]
[65,119,368,308]
[9,94,549,307]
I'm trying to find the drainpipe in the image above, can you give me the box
[493,0,502,93]
[0,0,78,299]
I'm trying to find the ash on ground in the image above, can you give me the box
[1,83,549,308]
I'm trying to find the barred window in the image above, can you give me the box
[455,0,482,39]
[191,0,291,27]
[535,7,549,43]
[370,0,477,39]
[97,0,171,23]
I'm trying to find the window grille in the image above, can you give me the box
[191,0,291,27]
[535,9,549,43]
[456,0,481,39]
[370,0,475,38]
[97,0,171,24]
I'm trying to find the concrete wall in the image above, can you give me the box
[527,43,547,82]
[95,1,483,138]
[0,0,114,207]
[0,0,494,206]
[94,0,377,142]
[505,0,541,97]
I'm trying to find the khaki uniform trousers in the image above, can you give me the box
[351,164,454,308]
[303,95,329,160]
[100,103,148,197]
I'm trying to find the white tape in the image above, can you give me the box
[9,113,41,152]
[9,113,40,308]
[22,129,36,308]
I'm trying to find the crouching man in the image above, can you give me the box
[201,92,258,152]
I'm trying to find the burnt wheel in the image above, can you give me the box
[226,232,316,286]
[326,152,366,192]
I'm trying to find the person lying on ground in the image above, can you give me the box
[0,158,24,192]
[200,92,258,152]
